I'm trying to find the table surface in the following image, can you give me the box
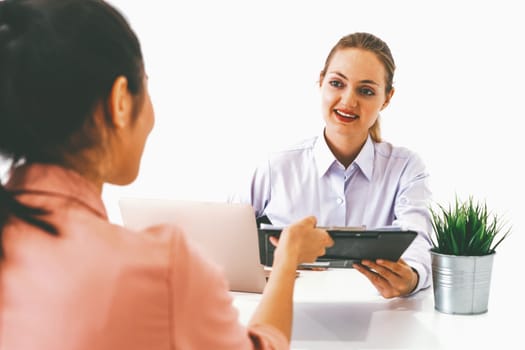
[231,266,522,350]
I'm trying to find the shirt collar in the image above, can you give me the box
[313,130,375,181]
[313,130,337,178]
[353,135,374,181]
[5,163,108,219]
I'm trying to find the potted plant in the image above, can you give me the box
[429,196,510,315]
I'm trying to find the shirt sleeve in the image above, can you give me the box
[251,158,274,218]
[228,158,272,220]
[392,152,433,293]
[167,225,288,350]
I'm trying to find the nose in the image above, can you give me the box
[341,87,357,108]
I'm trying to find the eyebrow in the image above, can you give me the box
[331,71,380,86]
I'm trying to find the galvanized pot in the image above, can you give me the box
[430,251,494,315]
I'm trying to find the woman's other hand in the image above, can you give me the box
[353,258,419,298]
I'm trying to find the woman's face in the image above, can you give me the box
[320,47,393,143]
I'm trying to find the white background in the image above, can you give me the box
[106,2,523,219]
[2,1,523,298]
[103,0,525,298]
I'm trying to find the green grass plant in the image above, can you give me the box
[430,196,510,256]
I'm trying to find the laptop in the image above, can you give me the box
[118,197,267,294]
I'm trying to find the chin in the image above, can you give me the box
[109,168,140,186]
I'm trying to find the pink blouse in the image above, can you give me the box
[0,164,287,350]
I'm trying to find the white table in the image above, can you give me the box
[232,266,522,350]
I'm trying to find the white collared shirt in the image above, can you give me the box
[230,132,433,293]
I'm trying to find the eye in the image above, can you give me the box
[359,87,375,96]
[329,80,344,88]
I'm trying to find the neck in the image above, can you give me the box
[324,130,368,169]
[61,151,105,194]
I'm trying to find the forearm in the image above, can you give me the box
[248,216,332,341]
[248,255,297,341]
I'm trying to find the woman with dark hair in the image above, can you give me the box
[232,32,433,299]
[0,0,333,348]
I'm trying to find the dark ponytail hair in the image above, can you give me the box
[0,0,145,257]
[0,184,57,255]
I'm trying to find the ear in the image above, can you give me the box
[108,76,132,129]
[380,87,395,111]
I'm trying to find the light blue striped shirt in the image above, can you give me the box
[232,132,433,293]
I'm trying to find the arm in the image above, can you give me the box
[248,216,333,340]
[168,218,332,349]
[169,227,259,349]
[392,153,433,293]
[354,152,432,298]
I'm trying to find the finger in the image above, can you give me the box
[354,264,399,298]
[269,236,279,247]
[354,263,385,285]
[317,247,326,258]
[360,260,382,273]
[376,259,405,275]
[370,260,404,279]
[368,260,416,294]
[323,232,334,247]
[356,266,394,295]
[301,215,317,226]
[361,260,402,285]
[376,260,416,291]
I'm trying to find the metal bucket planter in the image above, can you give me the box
[430,251,495,315]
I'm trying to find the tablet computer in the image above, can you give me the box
[258,226,418,268]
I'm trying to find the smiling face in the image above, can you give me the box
[320,47,393,147]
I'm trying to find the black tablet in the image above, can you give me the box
[258,227,418,268]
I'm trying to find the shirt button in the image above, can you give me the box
[337,198,344,205]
